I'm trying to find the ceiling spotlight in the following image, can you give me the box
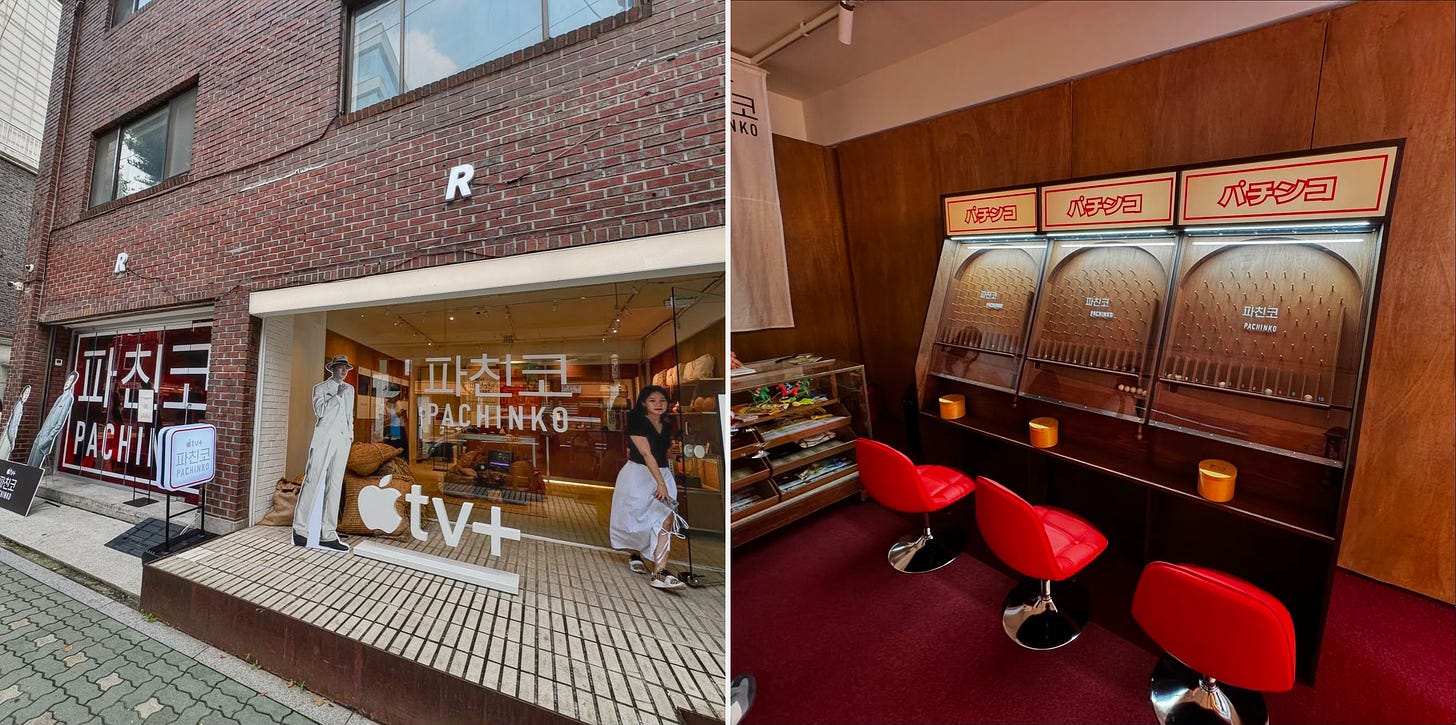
[838,0,856,45]
[449,314,455,321]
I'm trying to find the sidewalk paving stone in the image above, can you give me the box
[0,557,335,725]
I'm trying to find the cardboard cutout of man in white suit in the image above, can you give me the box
[293,355,355,553]
[0,385,32,462]
[28,373,78,470]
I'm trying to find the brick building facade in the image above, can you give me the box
[14,0,725,529]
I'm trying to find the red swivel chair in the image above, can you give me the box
[855,439,975,573]
[1133,562,1296,725]
[973,476,1108,649]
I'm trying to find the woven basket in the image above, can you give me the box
[338,457,414,535]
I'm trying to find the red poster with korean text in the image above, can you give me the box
[60,323,210,494]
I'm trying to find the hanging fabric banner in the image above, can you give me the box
[730,56,795,332]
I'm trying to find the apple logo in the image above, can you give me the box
[356,474,401,533]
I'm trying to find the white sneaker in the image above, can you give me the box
[629,556,647,574]
[650,571,686,590]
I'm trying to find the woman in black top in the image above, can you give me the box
[609,385,686,590]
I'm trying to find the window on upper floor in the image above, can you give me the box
[112,0,153,25]
[89,87,196,207]
[347,0,633,112]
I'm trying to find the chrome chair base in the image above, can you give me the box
[1150,656,1269,725]
[887,524,965,574]
[1001,577,1091,650]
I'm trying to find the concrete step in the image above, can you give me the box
[38,473,197,528]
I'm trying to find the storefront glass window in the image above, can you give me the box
[274,276,724,573]
[59,322,211,488]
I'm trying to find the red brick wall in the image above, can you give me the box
[13,0,725,523]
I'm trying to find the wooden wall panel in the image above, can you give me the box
[836,123,941,443]
[1312,1,1456,603]
[929,85,1072,194]
[1069,14,1327,178]
[833,88,1074,444]
[733,136,863,366]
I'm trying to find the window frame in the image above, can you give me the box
[89,86,197,208]
[111,0,155,26]
[342,0,640,115]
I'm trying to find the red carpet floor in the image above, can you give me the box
[731,500,1456,724]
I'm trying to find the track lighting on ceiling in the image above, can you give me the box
[838,0,856,45]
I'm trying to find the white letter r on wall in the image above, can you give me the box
[445,164,475,201]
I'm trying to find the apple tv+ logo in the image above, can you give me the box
[357,475,521,556]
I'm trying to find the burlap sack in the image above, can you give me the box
[682,353,715,382]
[457,449,484,471]
[346,442,402,476]
[338,457,414,535]
[258,477,302,526]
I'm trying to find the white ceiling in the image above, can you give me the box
[731,0,1042,99]
[324,274,723,361]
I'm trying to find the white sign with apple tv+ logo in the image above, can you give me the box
[351,475,523,595]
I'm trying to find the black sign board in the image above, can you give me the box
[0,460,44,516]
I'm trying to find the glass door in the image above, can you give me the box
[669,284,726,583]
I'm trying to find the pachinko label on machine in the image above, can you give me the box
[919,188,1047,394]
[1151,144,1400,465]
[1018,172,1179,422]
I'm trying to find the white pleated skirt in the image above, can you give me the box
[609,461,683,559]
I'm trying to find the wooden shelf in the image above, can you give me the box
[732,471,860,546]
[679,377,725,387]
[730,361,869,547]
[767,439,856,476]
[777,466,858,503]
[731,398,838,426]
[922,409,1335,541]
[730,429,764,460]
[731,467,773,491]
[731,490,780,520]
[759,416,851,449]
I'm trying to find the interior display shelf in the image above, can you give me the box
[767,439,856,476]
[729,428,765,460]
[759,416,851,449]
[731,467,772,491]
[777,468,858,504]
[731,489,779,519]
[731,399,838,426]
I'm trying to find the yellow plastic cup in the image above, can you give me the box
[939,394,966,420]
[1029,417,1059,448]
[1197,459,1238,502]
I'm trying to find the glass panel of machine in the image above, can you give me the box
[1150,227,1380,464]
[927,238,1048,393]
[1019,234,1179,421]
